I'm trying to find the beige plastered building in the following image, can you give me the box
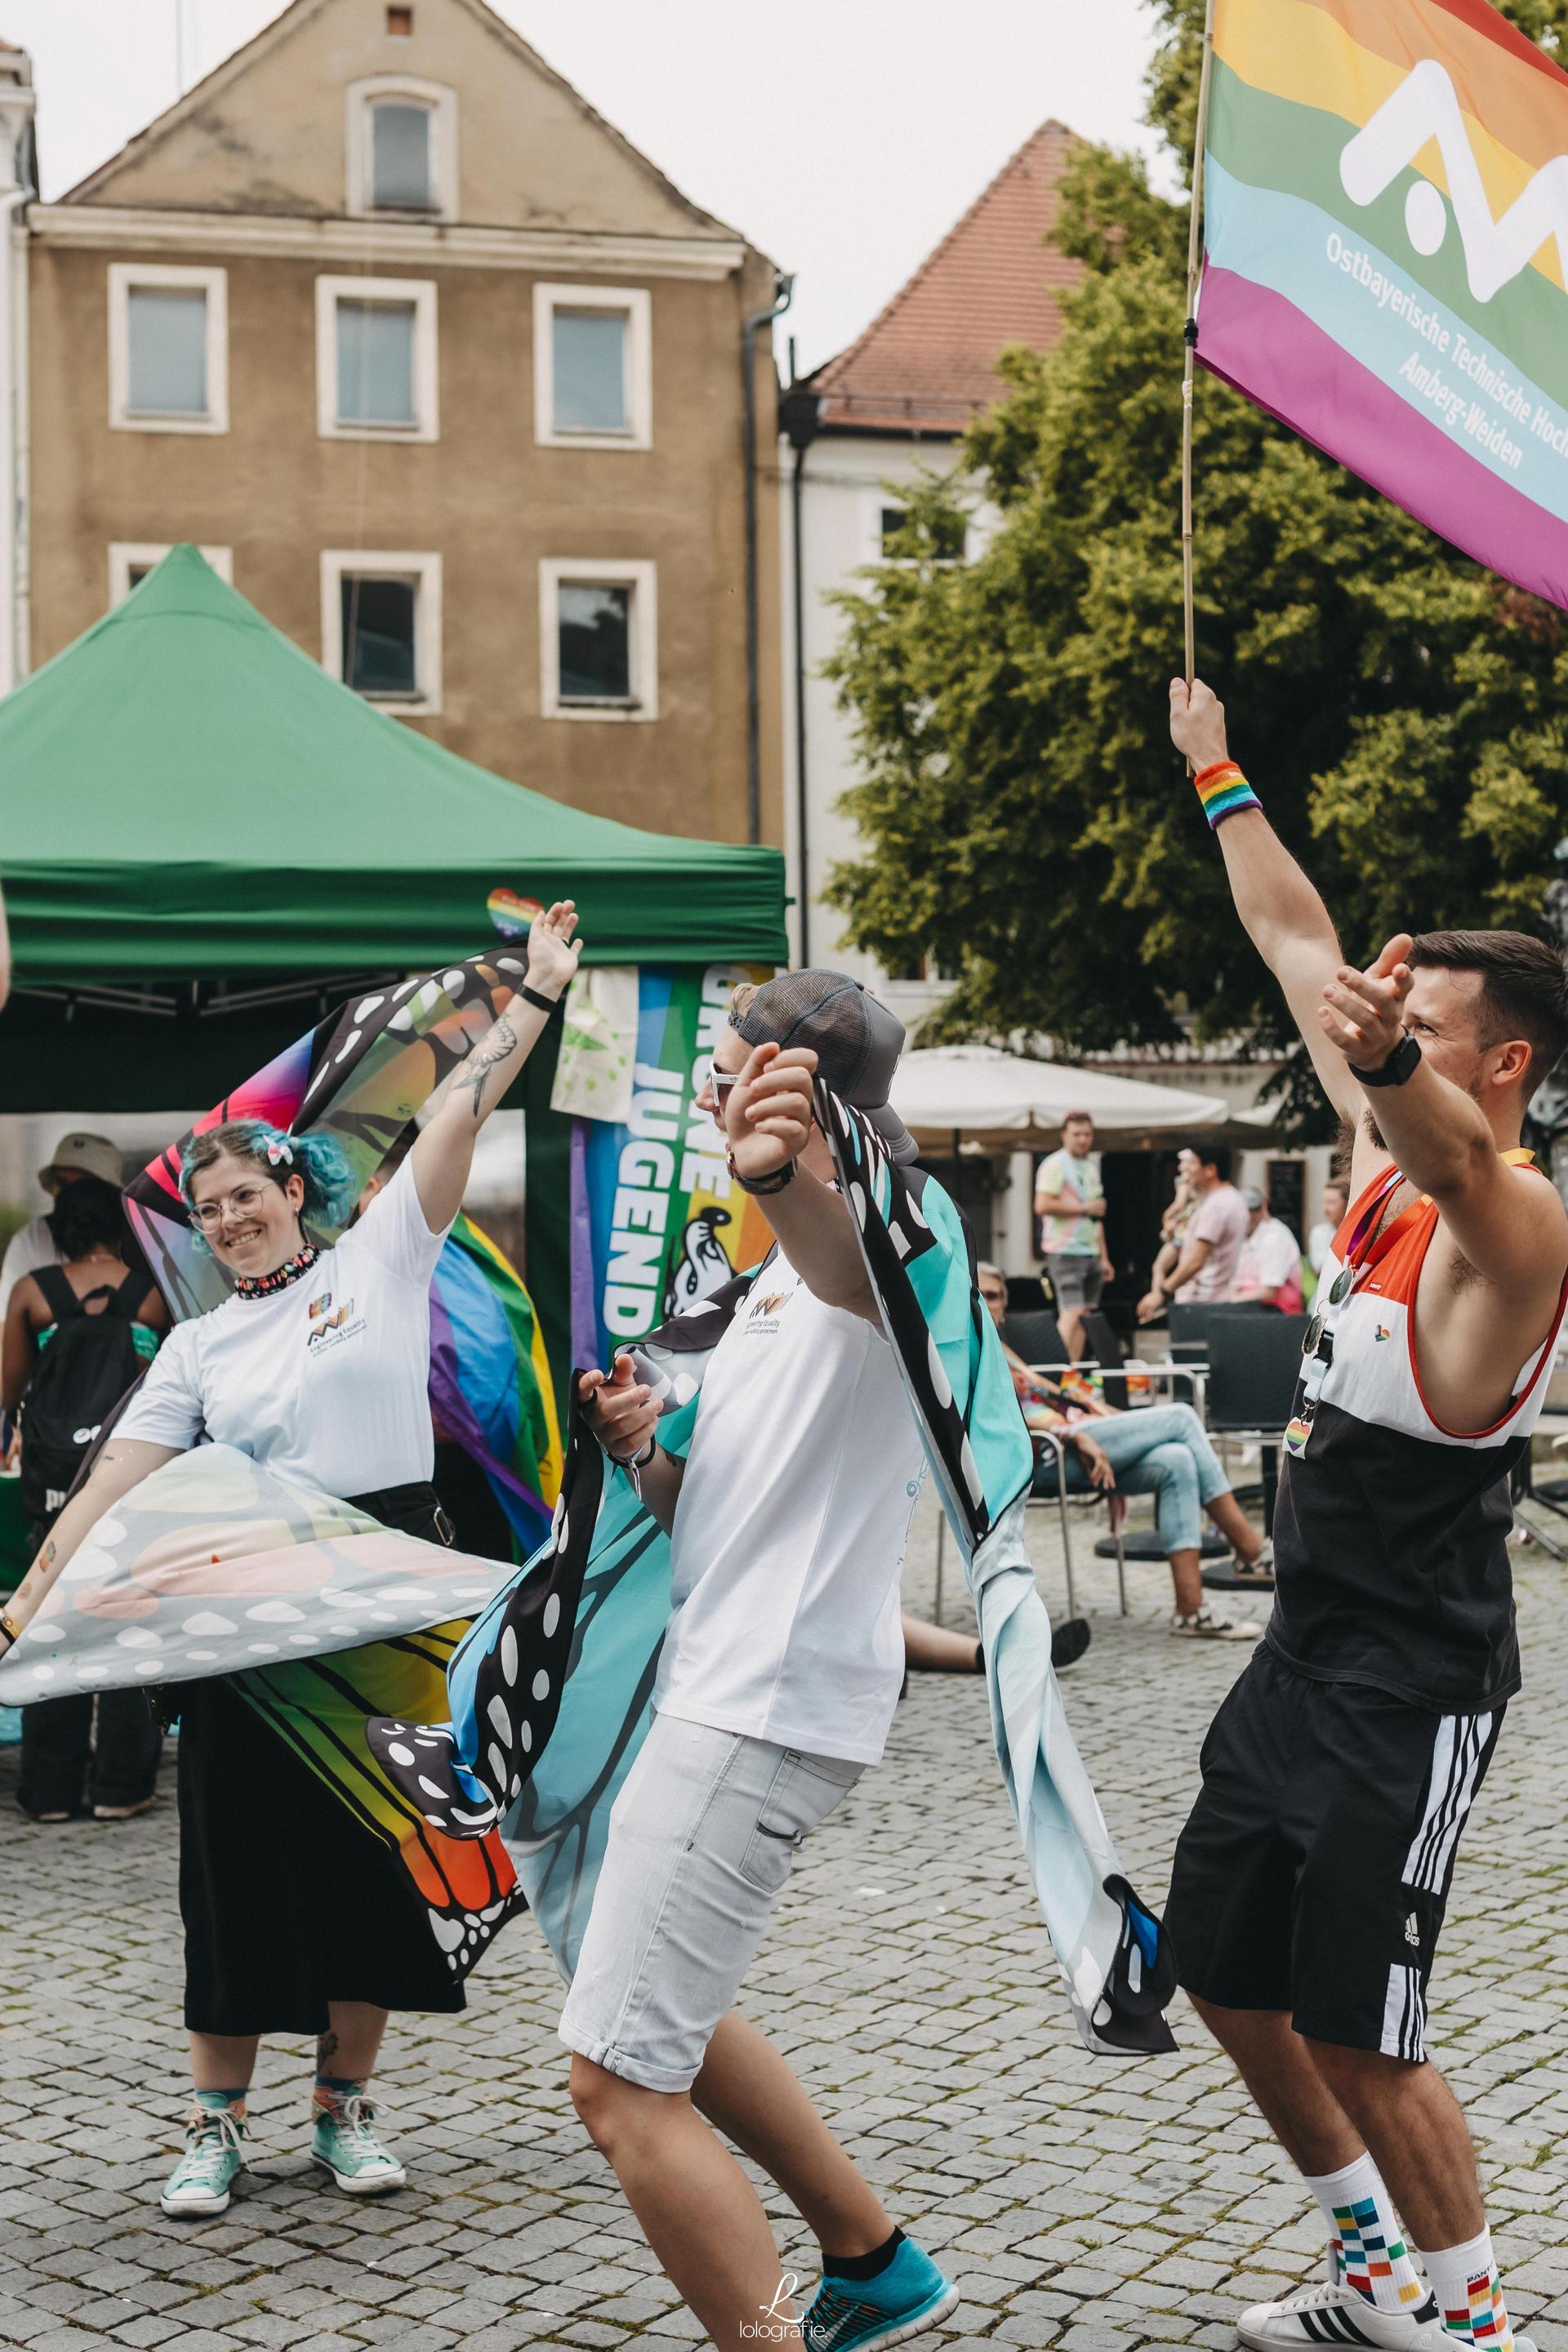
[16,0,786,846]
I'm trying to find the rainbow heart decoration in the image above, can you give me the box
[487,888,543,939]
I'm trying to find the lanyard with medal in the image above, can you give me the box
[1285,1165,1408,1459]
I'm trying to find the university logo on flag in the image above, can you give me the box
[1200,0,1568,608]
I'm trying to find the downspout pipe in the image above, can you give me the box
[778,381,825,964]
[742,269,793,847]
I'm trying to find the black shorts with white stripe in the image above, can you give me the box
[1164,1646,1503,2058]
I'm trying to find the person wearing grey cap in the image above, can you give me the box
[1233,1187,1305,1313]
[564,971,959,2352]
[0,1134,126,1333]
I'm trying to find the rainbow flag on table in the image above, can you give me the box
[1200,0,1568,608]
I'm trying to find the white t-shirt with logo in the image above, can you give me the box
[653,1248,926,1766]
[115,1160,452,1498]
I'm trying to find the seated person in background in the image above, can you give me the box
[1234,1188,1305,1312]
[1148,1147,1200,1302]
[1305,1175,1348,1276]
[2,1173,167,1824]
[977,1263,1270,1642]
[1137,1143,1249,1323]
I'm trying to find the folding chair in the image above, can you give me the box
[1197,1314,1311,1584]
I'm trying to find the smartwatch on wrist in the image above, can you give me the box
[1352,1031,1422,1089]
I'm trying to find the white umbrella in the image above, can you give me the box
[890,1044,1230,1151]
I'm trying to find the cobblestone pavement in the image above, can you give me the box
[6,1482,1568,2352]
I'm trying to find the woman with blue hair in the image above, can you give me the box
[2,905,581,2219]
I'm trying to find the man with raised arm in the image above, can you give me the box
[1162,679,1568,2352]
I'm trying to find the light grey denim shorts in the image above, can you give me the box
[558,1710,863,2093]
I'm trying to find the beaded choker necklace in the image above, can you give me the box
[233,1244,319,1302]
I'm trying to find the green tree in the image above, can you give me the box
[825,0,1568,1106]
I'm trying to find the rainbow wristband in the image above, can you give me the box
[1193,759,1261,830]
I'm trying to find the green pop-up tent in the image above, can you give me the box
[0,546,786,1109]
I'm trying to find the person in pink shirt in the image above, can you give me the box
[1137,1144,1250,1321]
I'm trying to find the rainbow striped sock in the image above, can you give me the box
[1306,2156,1427,2314]
[1192,758,1262,829]
[1423,2230,1514,2350]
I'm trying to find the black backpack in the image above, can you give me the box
[18,1267,149,1520]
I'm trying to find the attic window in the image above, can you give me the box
[346,75,457,220]
[372,101,432,208]
[387,6,413,31]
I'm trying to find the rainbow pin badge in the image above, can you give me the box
[487,888,543,939]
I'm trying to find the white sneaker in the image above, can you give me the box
[1238,2278,1535,2351]
[1170,1604,1262,1641]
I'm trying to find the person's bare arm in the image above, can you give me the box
[2,1279,38,1416]
[1170,678,1365,1132]
[1320,938,1568,1299]
[0,1439,180,1647]
[410,902,582,1235]
[577,1355,687,1535]
[1036,1184,1106,1223]
[1137,1234,1213,1323]
[727,1044,879,1324]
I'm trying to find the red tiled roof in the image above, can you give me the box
[813,119,1084,436]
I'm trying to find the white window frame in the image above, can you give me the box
[315,276,439,443]
[109,543,233,604]
[108,263,229,435]
[533,284,652,451]
[320,549,443,715]
[540,558,657,722]
[345,75,457,219]
[865,488,970,567]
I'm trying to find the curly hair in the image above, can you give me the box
[47,1174,127,1262]
[179,1120,359,1231]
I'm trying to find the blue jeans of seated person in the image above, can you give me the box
[1033,1402,1231,1556]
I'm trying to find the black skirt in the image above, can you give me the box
[176,1481,465,2037]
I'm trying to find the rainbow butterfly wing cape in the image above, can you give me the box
[105,947,546,1975]
[370,1092,1175,2056]
[1200,0,1568,608]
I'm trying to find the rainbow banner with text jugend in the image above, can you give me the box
[1200,0,1568,608]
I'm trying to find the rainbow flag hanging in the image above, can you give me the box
[430,1213,563,1557]
[1200,0,1568,608]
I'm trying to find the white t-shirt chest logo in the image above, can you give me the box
[744,1284,795,1336]
[303,1285,367,1356]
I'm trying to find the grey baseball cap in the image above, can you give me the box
[730,969,919,1165]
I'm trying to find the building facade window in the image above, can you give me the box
[320,550,442,714]
[533,285,651,449]
[877,501,968,563]
[109,543,233,604]
[345,77,457,219]
[539,559,657,721]
[108,264,229,434]
[315,277,438,441]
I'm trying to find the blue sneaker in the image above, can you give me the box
[802,2237,959,2351]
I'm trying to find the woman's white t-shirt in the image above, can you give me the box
[653,1249,926,1767]
[116,1159,452,1498]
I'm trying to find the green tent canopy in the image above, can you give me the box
[0,547,786,1107]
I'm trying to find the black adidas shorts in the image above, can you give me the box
[1165,1645,1503,2059]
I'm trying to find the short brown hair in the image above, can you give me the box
[729,982,760,1020]
[1405,929,1568,1097]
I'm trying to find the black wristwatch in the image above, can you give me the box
[1352,1031,1422,1089]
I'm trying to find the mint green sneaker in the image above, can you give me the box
[159,2098,247,2217]
[310,2091,407,2195]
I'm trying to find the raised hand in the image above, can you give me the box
[525,901,582,1000]
[1318,934,1414,1069]
[724,1040,817,1183]
[1169,675,1230,772]
[577,1353,658,1465]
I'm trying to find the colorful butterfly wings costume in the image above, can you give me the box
[369,1089,1177,2056]
[43,947,555,1982]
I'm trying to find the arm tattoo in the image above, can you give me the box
[452,1014,519,1120]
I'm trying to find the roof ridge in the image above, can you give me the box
[61,0,757,247]
[813,118,1078,395]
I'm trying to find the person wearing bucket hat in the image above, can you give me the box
[563,969,960,2352]
[0,1134,127,1330]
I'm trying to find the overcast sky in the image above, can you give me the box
[7,0,1167,369]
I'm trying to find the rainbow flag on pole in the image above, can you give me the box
[1200,0,1568,608]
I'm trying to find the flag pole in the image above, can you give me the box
[1182,0,1218,686]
